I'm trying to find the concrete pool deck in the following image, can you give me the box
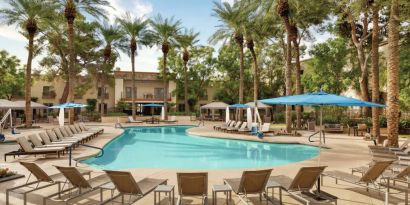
[0,121,407,204]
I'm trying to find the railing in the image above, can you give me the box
[308,130,326,144]
[97,94,109,99]
[68,144,104,166]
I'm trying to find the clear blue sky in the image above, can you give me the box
[0,0,330,72]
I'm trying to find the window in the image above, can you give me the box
[178,104,185,112]
[98,87,108,97]
[125,87,132,98]
[154,88,164,99]
[42,86,51,95]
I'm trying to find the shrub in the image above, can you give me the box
[105,112,128,117]
[86,99,97,112]
[399,119,410,129]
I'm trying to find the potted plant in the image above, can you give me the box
[0,167,23,183]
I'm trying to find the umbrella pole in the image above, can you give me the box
[317,106,323,193]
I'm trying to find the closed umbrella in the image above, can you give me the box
[225,106,230,123]
[161,106,165,121]
[246,107,252,127]
[58,108,64,127]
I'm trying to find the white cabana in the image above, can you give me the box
[225,106,230,123]
[161,106,165,120]
[200,102,229,121]
[0,100,47,109]
[246,107,252,128]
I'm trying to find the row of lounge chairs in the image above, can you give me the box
[127,116,178,124]
[6,160,410,205]
[214,120,273,135]
[4,123,103,161]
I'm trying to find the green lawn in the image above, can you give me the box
[400,134,410,138]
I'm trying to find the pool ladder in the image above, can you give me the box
[68,144,104,167]
[308,130,326,144]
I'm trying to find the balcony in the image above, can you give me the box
[97,93,109,99]
[42,91,56,99]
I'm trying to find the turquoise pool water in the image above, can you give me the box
[82,126,319,170]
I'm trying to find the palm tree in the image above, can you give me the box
[176,29,199,113]
[209,2,246,104]
[386,0,400,147]
[277,0,295,133]
[147,15,181,120]
[0,0,54,127]
[55,0,109,124]
[98,23,122,117]
[117,12,149,120]
[371,2,380,143]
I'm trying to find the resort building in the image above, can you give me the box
[30,70,216,114]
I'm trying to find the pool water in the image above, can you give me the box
[82,126,319,170]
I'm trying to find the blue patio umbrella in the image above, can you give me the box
[229,103,250,108]
[49,102,87,108]
[259,91,385,193]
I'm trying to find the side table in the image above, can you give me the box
[154,185,175,205]
[212,184,232,205]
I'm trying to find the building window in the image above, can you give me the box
[98,87,109,98]
[154,88,164,99]
[125,87,132,98]
[42,86,56,98]
[178,104,185,112]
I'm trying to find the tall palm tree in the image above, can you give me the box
[147,15,181,120]
[55,0,109,124]
[176,29,199,113]
[277,0,295,133]
[98,23,122,117]
[209,2,246,104]
[117,12,149,120]
[0,0,54,127]
[386,0,400,147]
[371,2,381,143]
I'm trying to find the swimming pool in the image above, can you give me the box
[82,126,319,170]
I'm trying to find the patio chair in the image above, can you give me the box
[260,123,274,134]
[379,165,410,204]
[45,166,111,205]
[102,170,168,204]
[226,121,243,133]
[322,160,394,203]
[6,162,62,205]
[74,124,98,137]
[221,121,238,132]
[79,122,104,134]
[28,134,70,149]
[177,172,208,205]
[61,126,92,142]
[46,129,79,144]
[267,166,337,205]
[214,120,231,130]
[126,116,143,123]
[224,169,272,204]
[357,123,368,136]
[394,147,410,156]
[4,137,65,161]
[238,122,251,133]
[38,132,76,147]
[52,128,80,143]
[390,138,410,152]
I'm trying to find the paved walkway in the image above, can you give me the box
[0,121,406,204]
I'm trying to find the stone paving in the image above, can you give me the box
[0,121,407,204]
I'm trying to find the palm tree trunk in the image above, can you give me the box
[67,20,75,124]
[294,40,302,129]
[250,47,258,115]
[184,60,189,113]
[371,5,381,143]
[131,46,136,120]
[239,43,244,104]
[386,0,400,147]
[163,52,168,120]
[25,34,34,127]
[285,35,292,133]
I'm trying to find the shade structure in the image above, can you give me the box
[0,100,47,110]
[142,103,163,107]
[259,91,385,107]
[49,102,87,109]
[200,102,228,110]
[245,102,271,109]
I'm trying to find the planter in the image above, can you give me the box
[0,174,24,183]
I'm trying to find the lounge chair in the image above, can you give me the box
[177,172,208,205]
[6,162,62,205]
[260,123,274,134]
[238,122,251,133]
[214,120,231,130]
[163,116,178,123]
[74,124,98,138]
[128,116,143,123]
[38,132,76,147]
[221,121,239,132]
[394,147,410,156]
[51,128,80,143]
[45,166,111,205]
[28,134,70,149]
[61,126,92,142]
[79,122,104,134]
[322,160,394,203]
[224,169,272,204]
[390,138,410,152]
[267,166,337,205]
[218,121,235,131]
[379,165,410,204]
[102,170,168,204]
[226,121,243,133]
[4,137,65,161]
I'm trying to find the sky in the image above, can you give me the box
[0,0,332,73]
